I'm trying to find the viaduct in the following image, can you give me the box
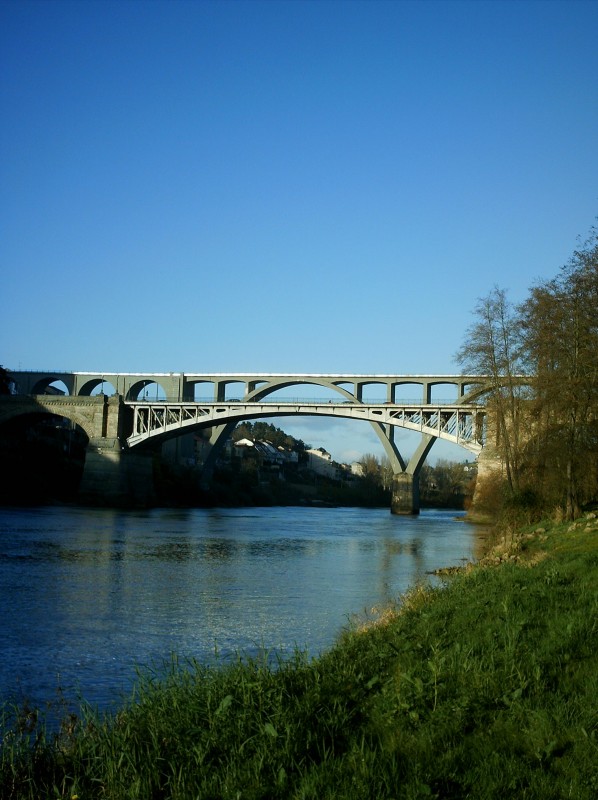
[1,370,494,513]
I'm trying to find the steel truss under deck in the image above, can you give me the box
[127,401,485,453]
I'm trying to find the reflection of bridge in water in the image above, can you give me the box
[4,370,494,514]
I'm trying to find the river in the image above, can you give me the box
[0,505,486,720]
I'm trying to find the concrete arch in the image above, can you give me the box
[0,408,90,500]
[127,402,482,454]
[32,377,72,396]
[0,399,46,428]
[0,396,100,441]
[426,381,459,403]
[246,378,355,402]
[42,398,110,441]
[126,379,168,402]
[0,408,90,445]
[242,378,407,469]
[6,371,75,396]
[458,377,531,404]
[390,381,422,399]
[32,378,69,395]
[459,382,508,404]
[353,379,396,401]
[186,379,217,401]
[77,378,117,396]
[126,399,483,514]
[218,379,247,400]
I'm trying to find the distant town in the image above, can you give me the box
[164,420,477,510]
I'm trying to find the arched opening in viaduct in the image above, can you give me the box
[0,411,89,503]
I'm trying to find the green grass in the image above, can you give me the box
[2,515,598,799]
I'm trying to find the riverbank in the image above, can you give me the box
[2,513,597,799]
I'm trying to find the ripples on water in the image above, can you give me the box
[0,505,482,717]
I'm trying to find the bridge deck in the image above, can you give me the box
[126,400,484,453]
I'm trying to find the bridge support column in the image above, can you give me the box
[391,472,420,515]
[78,438,155,507]
[199,422,236,490]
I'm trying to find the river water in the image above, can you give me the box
[0,505,486,719]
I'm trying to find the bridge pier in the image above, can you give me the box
[78,438,155,507]
[391,472,420,515]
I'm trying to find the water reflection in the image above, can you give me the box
[148,541,196,561]
[0,505,484,717]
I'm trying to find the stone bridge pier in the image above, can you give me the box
[78,438,156,507]
[65,396,155,507]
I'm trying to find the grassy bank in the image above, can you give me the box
[2,515,597,799]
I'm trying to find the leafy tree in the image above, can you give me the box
[379,456,394,491]
[232,421,306,452]
[359,453,381,482]
[420,460,474,507]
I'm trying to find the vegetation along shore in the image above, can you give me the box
[1,512,597,799]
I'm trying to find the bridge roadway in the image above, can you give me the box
[4,369,494,513]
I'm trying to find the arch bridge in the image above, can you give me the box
[4,370,496,513]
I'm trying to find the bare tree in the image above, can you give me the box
[455,287,525,495]
[359,453,381,482]
[379,456,394,491]
[520,227,598,518]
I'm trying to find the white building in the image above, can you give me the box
[306,447,342,480]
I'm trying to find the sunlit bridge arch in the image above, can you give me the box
[126,400,484,456]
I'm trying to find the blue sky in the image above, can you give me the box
[2,0,597,464]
